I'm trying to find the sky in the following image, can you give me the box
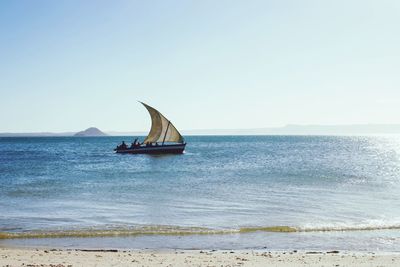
[1,0,400,132]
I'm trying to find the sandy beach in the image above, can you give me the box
[1,247,399,267]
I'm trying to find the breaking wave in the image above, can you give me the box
[1,224,400,239]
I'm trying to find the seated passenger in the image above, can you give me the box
[121,141,127,149]
[146,142,153,147]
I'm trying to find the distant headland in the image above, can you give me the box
[74,127,107,137]
[0,127,108,137]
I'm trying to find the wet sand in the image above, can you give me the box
[1,247,399,266]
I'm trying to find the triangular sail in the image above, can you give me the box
[141,102,184,144]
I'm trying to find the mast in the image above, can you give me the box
[162,121,171,145]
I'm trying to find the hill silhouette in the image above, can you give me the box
[74,127,107,137]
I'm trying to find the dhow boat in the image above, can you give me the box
[114,102,186,154]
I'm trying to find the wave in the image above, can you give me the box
[1,224,400,239]
[239,224,400,233]
[299,224,400,232]
[0,226,235,239]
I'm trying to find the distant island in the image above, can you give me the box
[74,127,107,137]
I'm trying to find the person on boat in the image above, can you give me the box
[130,138,138,148]
[120,141,127,149]
[135,140,141,147]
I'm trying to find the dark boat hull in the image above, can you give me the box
[115,143,186,154]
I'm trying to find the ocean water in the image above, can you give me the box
[1,135,400,251]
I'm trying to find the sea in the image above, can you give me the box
[1,135,400,251]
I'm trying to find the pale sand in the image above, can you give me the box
[1,248,400,267]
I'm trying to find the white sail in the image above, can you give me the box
[141,102,184,144]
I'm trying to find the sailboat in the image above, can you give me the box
[114,102,186,154]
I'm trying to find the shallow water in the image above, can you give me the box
[1,136,400,250]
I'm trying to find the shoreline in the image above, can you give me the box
[2,228,400,252]
[1,247,400,267]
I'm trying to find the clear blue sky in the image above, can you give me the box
[1,0,399,132]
